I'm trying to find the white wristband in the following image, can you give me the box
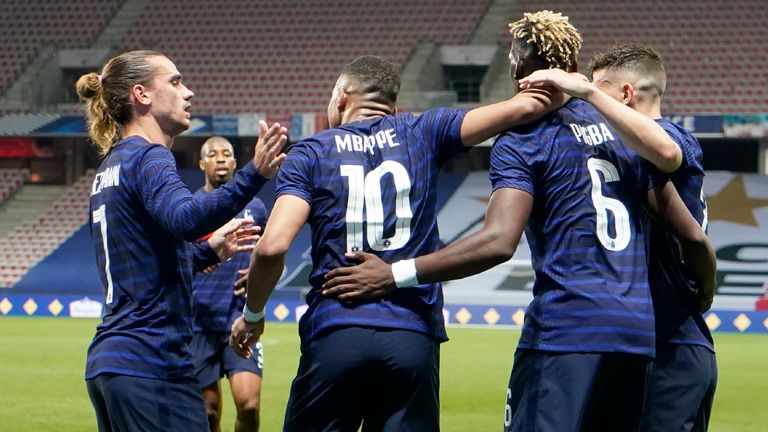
[242,304,266,323]
[391,259,419,288]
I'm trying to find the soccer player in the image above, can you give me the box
[76,50,286,431]
[192,136,268,432]
[229,54,567,431]
[322,12,716,432]
[586,43,717,432]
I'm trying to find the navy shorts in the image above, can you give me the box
[86,374,209,432]
[191,331,263,388]
[284,326,440,432]
[505,349,651,432]
[641,343,717,432]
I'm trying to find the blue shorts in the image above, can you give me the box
[284,326,440,432]
[505,349,650,432]
[641,343,717,432]
[191,331,263,388]
[86,374,209,432]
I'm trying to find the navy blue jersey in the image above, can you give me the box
[276,108,467,343]
[647,120,714,352]
[192,193,268,333]
[491,98,655,357]
[86,136,267,380]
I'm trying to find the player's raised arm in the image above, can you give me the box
[646,181,716,312]
[520,68,682,173]
[460,87,566,147]
[322,188,532,300]
[230,194,310,358]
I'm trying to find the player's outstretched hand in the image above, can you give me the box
[233,268,249,296]
[322,252,396,301]
[519,69,592,99]
[229,316,264,359]
[208,217,258,262]
[253,120,288,179]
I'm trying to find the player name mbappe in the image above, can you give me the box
[334,128,400,154]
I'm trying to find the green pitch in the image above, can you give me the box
[1,317,766,431]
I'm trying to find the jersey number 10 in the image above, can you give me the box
[340,161,413,253]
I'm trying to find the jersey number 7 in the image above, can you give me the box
[92,204,115,304]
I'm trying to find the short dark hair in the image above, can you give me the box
[589,43,666,95]
[339,55,400,106]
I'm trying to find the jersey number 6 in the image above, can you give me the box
[587,158,631,252]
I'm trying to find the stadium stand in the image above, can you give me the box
[0,168,29,204]
[120,0,490,124]
[0,169,94,288]
[1,0,765,116]
[509,0,768,113]
[0,0,124,95]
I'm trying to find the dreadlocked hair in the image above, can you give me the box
[508,10,582,70]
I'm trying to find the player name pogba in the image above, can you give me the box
[569,122,616,146]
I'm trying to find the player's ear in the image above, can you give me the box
[131,84,150,107]
[198,158,204,171]
[569,59,579,73]
[621,83,634,106]
[337,90,348,112]
[513,61,526,81]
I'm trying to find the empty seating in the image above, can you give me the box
[0,170,95,288]
[0,0,123,95]
[120,0,490,121]
[507,0,768,113]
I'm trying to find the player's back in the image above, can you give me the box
[492,98,655,356]
[648,119,713,351]
[87,137,198,380]
[277,108,466,342]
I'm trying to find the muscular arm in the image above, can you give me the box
[519,69,681,172]
[414,188,531,283]
[460,88,567,146]
[322,188,532,300]
[244,195,310,313]
[646,182,716,312]
[230,194,310,357]
[584,88,681,173]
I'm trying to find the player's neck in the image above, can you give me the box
[342,105,393,124]
[636,102,662,120]
[123,118,174,148]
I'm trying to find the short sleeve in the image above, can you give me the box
[413,108,468,164]
[276,141,315,204]
[489,132,540,196]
